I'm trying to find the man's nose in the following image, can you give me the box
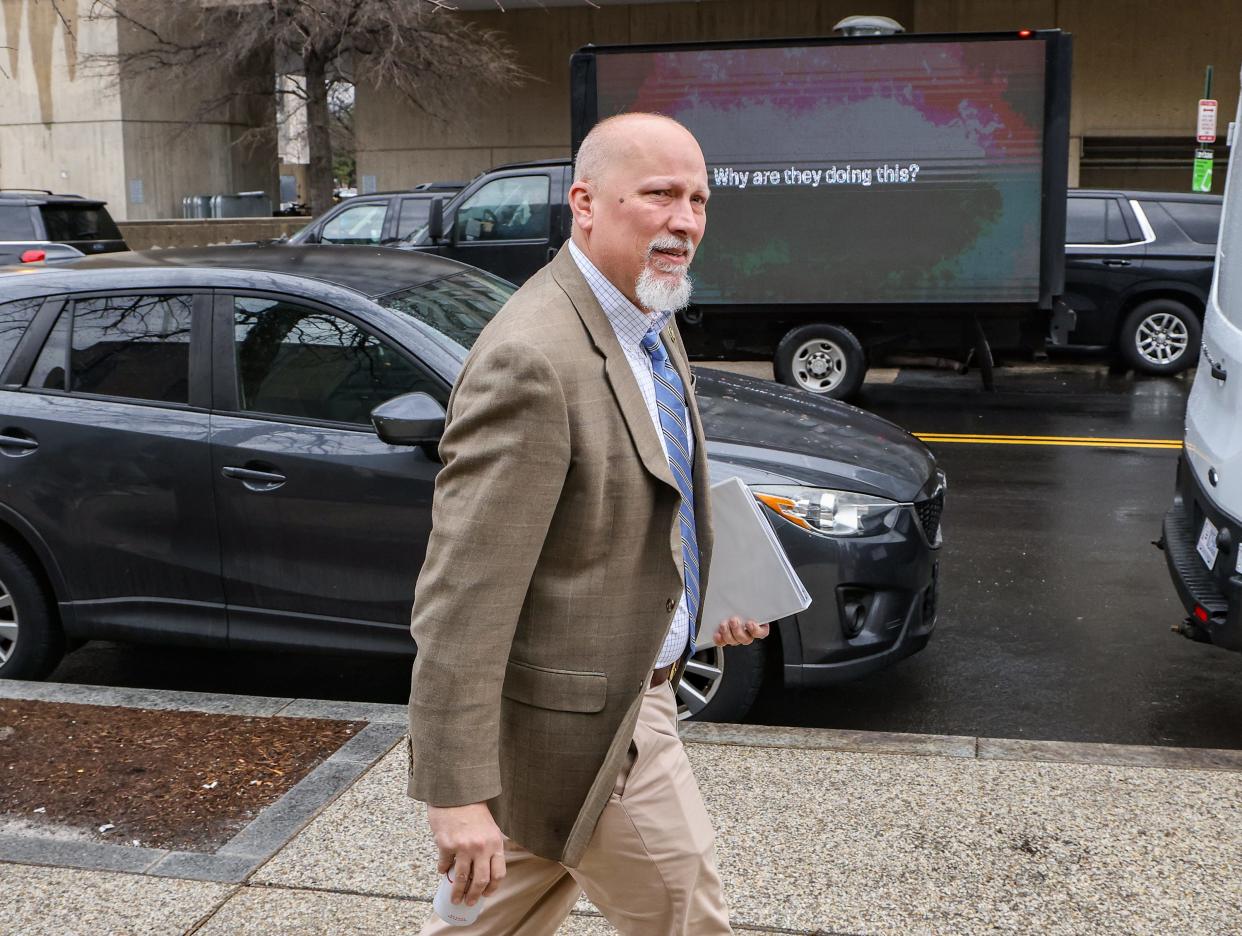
[667,197,702,239]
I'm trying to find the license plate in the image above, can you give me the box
[1197,517,1220,569]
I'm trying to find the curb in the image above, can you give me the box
[6,679,1242,774]
[678,721,1242,772]
[0,679,407,725]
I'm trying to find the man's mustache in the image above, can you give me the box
[647,235,695,267]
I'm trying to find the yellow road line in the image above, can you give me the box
[913,432,1182,450]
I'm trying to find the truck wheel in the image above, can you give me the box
[774,324,866,399]
[1119,299,1201,375]
[676,639,765,723]
[0,544,64,681]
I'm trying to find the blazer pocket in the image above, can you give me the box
[502,659,608,713]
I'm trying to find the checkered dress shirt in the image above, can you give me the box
[568,240,694,668]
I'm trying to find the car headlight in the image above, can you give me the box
[752,485,898,537]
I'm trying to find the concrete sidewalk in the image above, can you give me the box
[3,680,1241,936]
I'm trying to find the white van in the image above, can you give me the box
[1162,76,1242,651]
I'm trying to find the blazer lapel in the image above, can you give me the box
[549,246,678,494]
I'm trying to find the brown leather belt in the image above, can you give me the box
[649,663,675,688]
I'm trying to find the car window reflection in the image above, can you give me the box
[232,296,443,424]
[377,271,513,351]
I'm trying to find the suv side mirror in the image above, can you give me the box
[427,197,445,243]
[371,392,446,451]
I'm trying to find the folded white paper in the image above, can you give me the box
[696,476,812,648]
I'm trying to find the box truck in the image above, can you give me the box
[408,28,1072,398]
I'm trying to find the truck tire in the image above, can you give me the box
[774,324,867,399]
[0,543,64,680]
[1119,299,1201,375]
[676,639,766,723]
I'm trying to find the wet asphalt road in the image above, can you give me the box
[47,360,1242,750]
[747,360,1242,750]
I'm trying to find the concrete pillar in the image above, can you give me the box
[0,0,276,220]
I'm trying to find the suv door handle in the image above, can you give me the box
[222,465,287,490]
[1101,258,1131,266]
[0,432,37,453]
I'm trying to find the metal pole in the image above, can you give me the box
[1194,66,1216,192]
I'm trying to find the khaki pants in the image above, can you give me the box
[420,681,732,935]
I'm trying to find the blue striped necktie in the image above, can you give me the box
[640,329,700,651]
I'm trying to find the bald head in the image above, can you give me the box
[568,113,709,313]
[574,113,700,188]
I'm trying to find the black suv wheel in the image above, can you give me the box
[1119,298,1201,375]
[0,544,64,680]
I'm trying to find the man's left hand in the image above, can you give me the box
[712,616,769,646]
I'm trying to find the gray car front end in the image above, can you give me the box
[694,370,942,698]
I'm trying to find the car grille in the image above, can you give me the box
[915,492,943,543]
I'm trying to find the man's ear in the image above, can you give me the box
[568,181,594,234]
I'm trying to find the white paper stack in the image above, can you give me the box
[695,476,812,648]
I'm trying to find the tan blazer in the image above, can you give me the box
[406,245,714,867]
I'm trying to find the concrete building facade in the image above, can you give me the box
[357,0,1242,197]
[1,0,1237,220]
[0,0,275,221]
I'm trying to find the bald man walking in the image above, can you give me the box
[408,114,767,935]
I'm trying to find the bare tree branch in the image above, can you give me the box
[54,0,534,214]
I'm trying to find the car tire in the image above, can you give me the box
[774,324,867,399]
[1119,299,1201,375]
[676,639,766,723]
[0,544,64,681]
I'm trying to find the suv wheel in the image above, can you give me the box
[676,639,766,723]
[774,324,867,399]
[1119,299,1201,375]
[0,544,64,680]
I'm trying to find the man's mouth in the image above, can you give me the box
[649,242,692,269]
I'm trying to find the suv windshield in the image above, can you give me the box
[40,204,123,242]
[377,270,514,349]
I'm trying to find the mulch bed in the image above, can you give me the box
[0,699,364,852]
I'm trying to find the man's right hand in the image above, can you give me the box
[426,802,507,906]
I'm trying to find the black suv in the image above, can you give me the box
[1062,189,1221,374]
[286,183,463,246]
[0,190,128,266]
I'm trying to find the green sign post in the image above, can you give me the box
[1194,65,1216,192]
[1194,148,1214,192]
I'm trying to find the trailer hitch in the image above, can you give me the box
[1172,618,1212,643]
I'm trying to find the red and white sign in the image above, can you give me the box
[1198,99,1219,143]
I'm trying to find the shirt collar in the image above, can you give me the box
[568,240,674,349]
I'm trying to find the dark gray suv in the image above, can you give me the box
[0,247,943,722]
[286,183,463,246]
[0,190,128,266]
[1062,189,1221,374]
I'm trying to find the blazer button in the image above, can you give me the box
[666,597,676,612]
